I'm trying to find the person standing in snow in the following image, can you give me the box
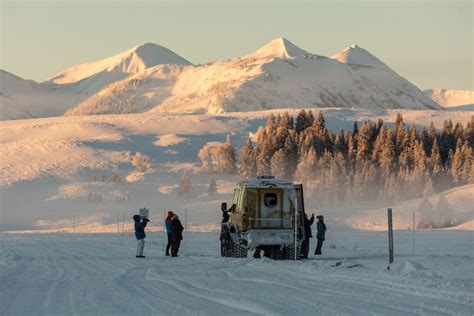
[133,214,149,258]
[165,211,174,256]
[314,215,327,255]
[170,214,184,257]
[301,213,315,259]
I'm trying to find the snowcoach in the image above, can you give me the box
[220,176,306,260]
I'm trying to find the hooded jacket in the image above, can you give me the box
[133,215,148,240]
[165,215,173,234]
[316,221,327,239]
[170,217,184,240]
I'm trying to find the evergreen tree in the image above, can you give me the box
[239,137,257,178]
[313,111,326,131]
[335,128,349,158]
[356,122,373,163]
[270,149,289,179]
[379,129,396,177]
[440,119,455,164]
[463,116,474,148]
[451,138,465,183]
[294,148,318,186]
[353,121,359,135]
[295,110,310,134]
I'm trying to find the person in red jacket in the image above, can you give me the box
[165,211,174,256]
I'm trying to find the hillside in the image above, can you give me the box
[0,70,82,119]
[64,64,187,115]
[47,42,191,95]
[65,38,442,116]
[424,89,474,110]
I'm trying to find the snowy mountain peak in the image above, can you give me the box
[47,42,191,86]
[331,44,391,71]
[245,37,309,59]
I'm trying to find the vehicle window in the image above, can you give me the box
[263,193,278,207]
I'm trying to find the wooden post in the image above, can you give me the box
[162,209,166,252]
[184,208,188,257]
[387,208,394,267]
[412,211,415,256]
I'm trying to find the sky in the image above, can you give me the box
[1,0,472,90]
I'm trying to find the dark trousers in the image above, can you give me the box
[315,237,324,255]
[301,239,310,258]
[171,238,181,257]
[166,233,172,255]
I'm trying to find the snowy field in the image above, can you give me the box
[0,228,473,315]
[1,108,473,233]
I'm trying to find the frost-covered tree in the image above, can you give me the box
[198,136,237,174]
[270,149,289,180]
[239,137,256,178]
[208,176,218,198]
[132,152,151,172]
[178,169,192,200]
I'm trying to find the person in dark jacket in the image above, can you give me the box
[301,213,315,259]
[133,214,149,258]
[170,214,184,257]
[165,211,174,256]
[314,215,327,255]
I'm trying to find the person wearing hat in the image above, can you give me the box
[301,213,315,259]
[314,215,327,255]
[133,214,149,258]
[165,210,174,256]
[170,214,184,257]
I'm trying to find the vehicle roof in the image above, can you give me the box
[238,177,297,189]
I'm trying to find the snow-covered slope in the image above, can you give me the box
[65,64,187,115]
[331,44,392,71]
[0,70,82,119]
[47,43,191,95]
[149,38,441,114]
[424,89,474,110]
[1,43,192,119]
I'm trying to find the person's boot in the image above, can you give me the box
[136,255,146,258]
[166,251,170,256]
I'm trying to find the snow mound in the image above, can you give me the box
[331,44,392,71]
[391,261,439,278]
[154,134,190,146]
[424,89,474,108]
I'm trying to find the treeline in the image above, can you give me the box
[239,111,474,206]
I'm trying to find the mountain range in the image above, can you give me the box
[1,37,464,120]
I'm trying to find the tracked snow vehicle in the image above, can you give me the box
[220,176,306,260]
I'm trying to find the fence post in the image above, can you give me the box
[162,209,166,252]
[387,208,394,268]
[121,211,125,245]
[184,208,188,257]
[412,211,415,256]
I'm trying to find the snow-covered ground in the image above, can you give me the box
[0,229,472,315]
[1,108,473,233]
